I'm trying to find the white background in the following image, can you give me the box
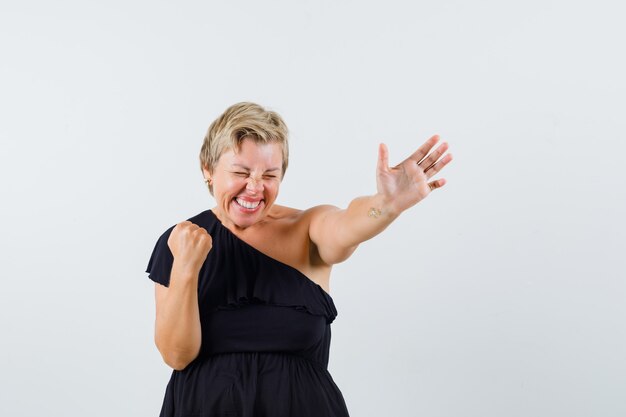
[1,1,625,416]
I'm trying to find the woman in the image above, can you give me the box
[146,102,452,416]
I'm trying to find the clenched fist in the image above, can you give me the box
[167,221,213,274]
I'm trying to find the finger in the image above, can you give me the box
[406,134,439,164]
[428,178,447,191]
[377,143,390,173]
[419,141,449,171]
[424,153,453,179]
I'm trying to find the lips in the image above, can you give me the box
[234,197,262,210]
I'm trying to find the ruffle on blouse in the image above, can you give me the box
[214,284,337,325]
[146,210,338,324]
[206,219,338,324]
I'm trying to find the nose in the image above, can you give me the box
[246,176,264,192]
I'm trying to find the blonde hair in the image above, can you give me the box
[199,102,289,195]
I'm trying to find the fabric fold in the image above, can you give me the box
[146,209,338,324]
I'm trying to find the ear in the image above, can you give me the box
[202,165,212,179]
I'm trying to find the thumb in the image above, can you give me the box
[377,143,389,173]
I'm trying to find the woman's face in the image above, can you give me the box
[205,138,284,230]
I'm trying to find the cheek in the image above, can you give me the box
[266,182,280,196]
[216,179,246,196]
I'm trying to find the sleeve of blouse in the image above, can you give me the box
[145,225,176,287]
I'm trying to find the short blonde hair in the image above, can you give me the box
[199,102,289,194]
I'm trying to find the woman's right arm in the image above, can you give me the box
[154,263,202,371]
[153,221,212,371]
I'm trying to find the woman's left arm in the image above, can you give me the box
[309,135,453,265]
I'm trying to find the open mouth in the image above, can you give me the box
[233,197,263,211]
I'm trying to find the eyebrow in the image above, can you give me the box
[231,163,281,172]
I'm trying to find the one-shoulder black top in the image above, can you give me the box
[146,209,350,417]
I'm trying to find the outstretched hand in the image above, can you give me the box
[376,135,453,215]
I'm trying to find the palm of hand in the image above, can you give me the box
[376,135,452,214]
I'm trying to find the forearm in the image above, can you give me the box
[155,262,202,370]
[335,193,401,248]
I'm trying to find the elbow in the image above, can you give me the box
[166,357,192,371]
[154,328,201,371]
[157,346,200,371]
[162,351,197,371]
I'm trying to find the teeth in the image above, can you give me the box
[236,198,261,209]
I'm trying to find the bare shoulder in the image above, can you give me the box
[301,204,342,228]
[270,204,340,228]
[267,204,302,220]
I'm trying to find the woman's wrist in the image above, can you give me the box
[369,193,402,220]
[171,260,201,282]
